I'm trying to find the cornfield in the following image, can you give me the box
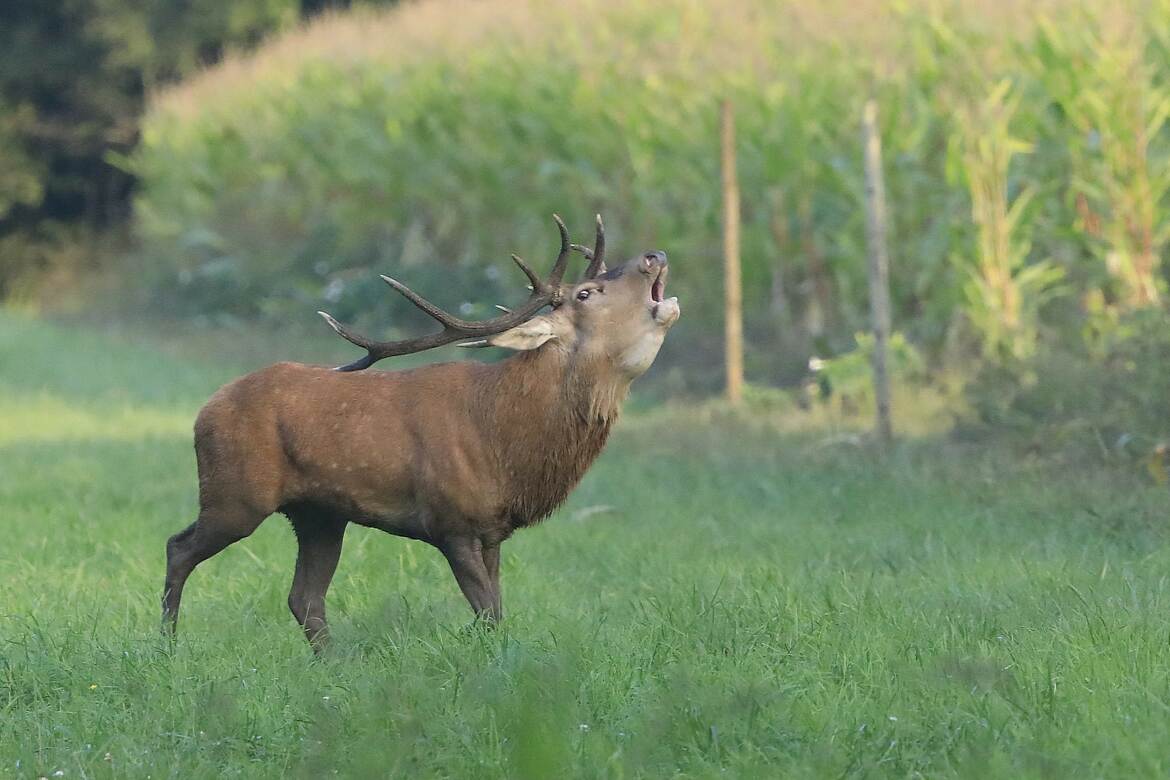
[130,0,1170,391]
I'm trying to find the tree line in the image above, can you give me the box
[0,0,396,299]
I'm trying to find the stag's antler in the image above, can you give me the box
[570,214,606,279]
[319,215,576,371]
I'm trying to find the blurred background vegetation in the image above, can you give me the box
[0,0,394,298]
[4,0,1170,466]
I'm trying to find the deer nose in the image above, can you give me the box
[642,250,667,271]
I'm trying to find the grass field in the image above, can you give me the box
[2,310,1170,778]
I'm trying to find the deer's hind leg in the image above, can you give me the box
[162,503,267,635]
[286,509,347,652]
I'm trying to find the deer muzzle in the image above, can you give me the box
[640,252,678,327]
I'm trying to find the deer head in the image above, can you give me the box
[319,215,680,377]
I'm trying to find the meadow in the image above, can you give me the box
[3,310,1170,778]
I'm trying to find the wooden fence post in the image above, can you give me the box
[721,99,744,405]
[861,99,893,446]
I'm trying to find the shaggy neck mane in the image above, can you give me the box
[483,345,629,527]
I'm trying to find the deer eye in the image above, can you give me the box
[576,289,592,301]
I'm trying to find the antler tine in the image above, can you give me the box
[381,275,466,329]
[510,253,542,292]
[583,213,606,279]
[317,311,387,372]
[547,214,572,288]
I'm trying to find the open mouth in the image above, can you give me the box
[650,269,667,303]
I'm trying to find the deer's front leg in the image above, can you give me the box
[441,537,500,622]
[482,543,502,620]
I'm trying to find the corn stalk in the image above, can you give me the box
[1031,9,1170,308]
[950,79,1063,363]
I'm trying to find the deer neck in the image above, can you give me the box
[485,345,629,526]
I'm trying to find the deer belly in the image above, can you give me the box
[281,445,413,512]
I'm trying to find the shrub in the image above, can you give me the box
[964,309,1170,462]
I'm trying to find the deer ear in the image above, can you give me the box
[487,315,559,351]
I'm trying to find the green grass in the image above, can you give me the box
[2,309,1170,778]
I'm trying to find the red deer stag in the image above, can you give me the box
[162,215,679,649]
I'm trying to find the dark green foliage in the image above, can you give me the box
[964,309,1170,462]
[0,0,397,298]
